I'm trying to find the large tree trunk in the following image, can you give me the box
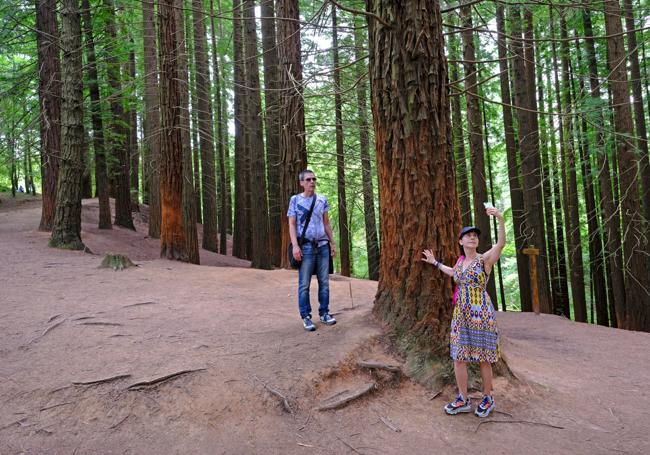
[81,0,111,229]
[176,0,200,264]
[604,0,650,331]
[332,5,350,276]
[582,5,624,327]
[623,0,650,221]
[158,0,187,260]
[232,0,251,260]
[260,0,281,266]
[50,0,85,250]
[354,19,379,281]
[509,4,552,314]
[35,0,61,231]
[142,0,161,238]
[242,0,272,269]
[105,0,134,230]
[210,0,228,255]
[277,0,307,268]
[559,11,587,322]
[191,0,219,253]
[368,0,460,351]
[460,4,495,303]
[495,5,530,311]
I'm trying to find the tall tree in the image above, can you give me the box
[105,0,134,230]
[158,0,186,260]
[368,0,460,350]
[50,0,85,250]
[354,19,379,281]
[127,34,139,211]
[622,0,650,221]
[277,0,307,268]
[509,4,552,314]
[35,0,61,231]
[209,0,228,254]
[81,0,111,229]
[243,0,272,269]
[142,0,161,238]
[332,5,350,276]
[559,11,587,322]
[603,0,650,330]
[191,0,219,252]
[260,0,282,265]
[460,3,495,303]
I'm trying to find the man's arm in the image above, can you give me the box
[289,216,301,261]
[323,212,336,258]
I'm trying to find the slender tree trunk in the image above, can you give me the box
[35,0,61,231]
[50,0,85,250]
[354,20,379,281]
[210,0,228,254]
[460,4,495,303]
[243,0,271,269]
[573,29,609,326]
[158,0,187,260]
[509,4,552,314]
[623,0,650,221]
[368,0,460,351]
[277,0,307,268]
[559,12,587,322]
[260,0,281,266]
[142,0,161,238]
[81,0,111,229]
[496,5,531,311]
[604,0,650,330]
[105,0,134,230]
[217,0,232,239]
[332,5,350,276]
[191,0,219,252]
[81,135,92,198]
[232,0,250,259]
[127,34,139,211]
[447,28,472,227]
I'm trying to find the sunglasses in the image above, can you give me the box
[302,177,317,182]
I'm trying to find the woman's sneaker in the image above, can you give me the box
[444,394,471,415]
[302,316,316,331]
[320,313,337,325]
[475,395,495,418]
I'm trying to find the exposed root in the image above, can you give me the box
[317,382,376,411]
[73,374,131,386]
[128,369,206,390]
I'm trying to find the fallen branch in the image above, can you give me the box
[357,360,401,373]
[475,419,564,432]
[79,322,122,326]
[73,374,131,386]
[317,383,376,411]
[128,369,206,390]
[253,375,293,414]
[379,416,401,432]
[39,401,73,412]
[493,410,514,418]
[429,390,442,400]
[123,301,158,308]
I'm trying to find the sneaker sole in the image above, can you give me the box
[444,405,472,415]
[475,404,495,418]
[320,320,336,325]
[303,326,316,331]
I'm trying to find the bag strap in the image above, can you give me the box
[299,194,317,241]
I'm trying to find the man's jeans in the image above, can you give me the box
[298,242,330,319]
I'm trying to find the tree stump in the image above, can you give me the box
[99,253,136,271]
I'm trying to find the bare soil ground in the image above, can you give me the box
[1,194,648,454]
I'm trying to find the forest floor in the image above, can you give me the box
[1,193,649,454]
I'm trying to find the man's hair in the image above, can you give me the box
[298,169,315,181]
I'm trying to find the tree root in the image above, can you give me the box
[317,382,376,411]
[475,419,564,432]
[73,374,131,386]
[253,375,294,414]
[127,369,206,390]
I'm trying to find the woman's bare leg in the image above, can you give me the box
[479,361,493,396]
[454,361,469,397]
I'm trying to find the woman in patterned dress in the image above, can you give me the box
[422,207,505,418]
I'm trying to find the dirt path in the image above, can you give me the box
[1,197,648,454]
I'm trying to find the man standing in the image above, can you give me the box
[288,169,337,331]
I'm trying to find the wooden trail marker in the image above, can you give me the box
[522,247,540,314]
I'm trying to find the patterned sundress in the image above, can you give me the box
[450,255,499,363]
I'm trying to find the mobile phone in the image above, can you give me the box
[483,201,494,209]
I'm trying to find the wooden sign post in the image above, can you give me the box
[522,247,540,314]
